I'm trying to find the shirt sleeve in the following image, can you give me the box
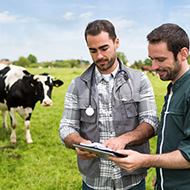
[59,79,80,146]
[138,72,159,134]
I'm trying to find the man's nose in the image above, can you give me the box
[97,50,104,60]
[152,60,159,71]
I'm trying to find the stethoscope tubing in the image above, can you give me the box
[85,61,134,116]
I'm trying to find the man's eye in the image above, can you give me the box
[158,58,166,62]
[102,47,108,51]
[90,50,96,53]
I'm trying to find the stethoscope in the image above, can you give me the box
[85,62,134,116]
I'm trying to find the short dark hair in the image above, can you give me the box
[147,23,189,60]
[85,19,117,43]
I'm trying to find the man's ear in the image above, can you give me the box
[179,47,189,61]
[115,38,120,50]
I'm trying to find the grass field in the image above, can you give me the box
[0,67,169,190]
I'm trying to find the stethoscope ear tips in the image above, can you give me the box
[85,105,94,116]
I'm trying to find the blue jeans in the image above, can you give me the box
[82,179,145,190]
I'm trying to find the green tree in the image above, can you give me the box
[14,56,30,67]
[117,52,128,65]
[27,54,37,63]
[144,58,152,66]
[131,60,143,69]
[1,58,9,61]
[62,61,71,67]
[69,59,79,68]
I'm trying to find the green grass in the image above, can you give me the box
[0,68,169,190]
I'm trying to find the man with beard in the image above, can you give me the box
[109,23,190,190]
[59,19,159,190]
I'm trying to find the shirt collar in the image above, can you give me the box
[95,62,119,84]
[167,69,190,93]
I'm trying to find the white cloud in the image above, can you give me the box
[19,17,41,23]
[112,19,134,31]
[79,12,92,20]
[62,12,75,20]
[0,11,17,23]
[81,5,96,9]
[176,4,190,9]
[0,11,41,24]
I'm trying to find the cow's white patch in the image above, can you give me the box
[4,65,26,89]
[16,107,32,120]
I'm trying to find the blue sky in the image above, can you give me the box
[0,0,190,64]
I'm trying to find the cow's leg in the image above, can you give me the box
[9,109,17,144]
[25,120,33,143]
[16,107,33,143]
[2,110,8,131]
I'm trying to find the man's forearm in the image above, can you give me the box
[146,150,190,169]
[109,149,190,173]
[121,122,155,146]
[64,133,86,149]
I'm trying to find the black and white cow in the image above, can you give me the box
[0,64,63,143]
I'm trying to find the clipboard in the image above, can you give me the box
[73,142,128,159]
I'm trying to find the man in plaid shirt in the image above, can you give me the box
[59,19,159,190]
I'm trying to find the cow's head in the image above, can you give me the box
[28,72,63,106]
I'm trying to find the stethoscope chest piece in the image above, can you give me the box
[85,105,94,116]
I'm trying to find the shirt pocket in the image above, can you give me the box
[78,98,97,123]
[123,92,140,118]
[164,109,184,151]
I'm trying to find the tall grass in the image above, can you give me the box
[0,68,169,190]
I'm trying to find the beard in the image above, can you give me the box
[95,53,117,72]
[158,59,181,81]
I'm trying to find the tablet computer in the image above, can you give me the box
[73,143,127,159]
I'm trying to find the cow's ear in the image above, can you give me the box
[33,75,40,80]
[53,80,63,87]
[23,70,31,75]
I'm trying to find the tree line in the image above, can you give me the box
[1,53,190,69]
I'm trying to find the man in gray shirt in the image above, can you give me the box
[59,19,159,190]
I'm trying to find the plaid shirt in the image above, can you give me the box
[59,65,158,189]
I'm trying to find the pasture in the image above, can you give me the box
[0,67,169,190]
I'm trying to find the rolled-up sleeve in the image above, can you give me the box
[59,79,80,146]
[138,72,159,134]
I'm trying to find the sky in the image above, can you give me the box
[0,0,190,64]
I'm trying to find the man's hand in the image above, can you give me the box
[75,147,99,160]
[103,136,126,151]
[75,140,98,160]
[108,149,147,173]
